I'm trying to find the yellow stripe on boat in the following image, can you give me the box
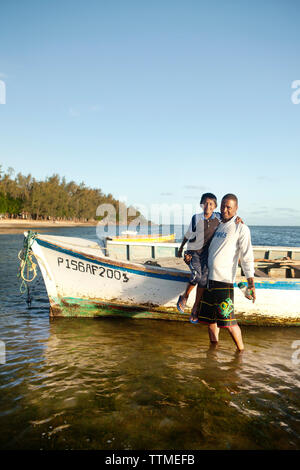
[111,234,175,243]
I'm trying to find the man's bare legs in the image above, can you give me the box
[227,325,244,351]
[207,323,244,351]
[208,323,220,343]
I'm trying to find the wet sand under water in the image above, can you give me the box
[0,316,299,450]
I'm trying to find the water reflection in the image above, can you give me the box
[1,315,300,450]
[1,319,292,450]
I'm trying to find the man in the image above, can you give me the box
[176,193,220,322]
[196,194,255,351]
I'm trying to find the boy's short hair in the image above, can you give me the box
[200,192,217,206]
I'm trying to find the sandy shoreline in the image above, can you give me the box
[0,219,155,234]
[0,219,98,234]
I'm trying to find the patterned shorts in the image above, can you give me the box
[197,280,238,328]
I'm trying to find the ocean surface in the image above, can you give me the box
[97,223,300,247]
[0,225,299,450]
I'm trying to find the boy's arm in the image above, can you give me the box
[177,237,188,257]
[177,217,194,257]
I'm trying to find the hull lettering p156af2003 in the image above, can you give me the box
[57,257,129,282]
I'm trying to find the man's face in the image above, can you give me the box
[201,198,217,217]
[221,198,237,221]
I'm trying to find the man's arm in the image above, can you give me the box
[246,277,256,303]
[239,226,256,303]
[216,212,244,224]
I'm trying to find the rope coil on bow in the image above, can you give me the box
[18,231,38,299]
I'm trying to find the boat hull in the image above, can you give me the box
[28,233,300,326]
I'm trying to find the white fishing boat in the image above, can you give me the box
[18,231,300,326]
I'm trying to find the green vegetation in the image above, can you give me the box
[0,165,145,223]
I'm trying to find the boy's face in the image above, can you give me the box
[201,198,217,217]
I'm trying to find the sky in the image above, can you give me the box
[0,0,300,225]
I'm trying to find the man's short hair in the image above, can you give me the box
[200,192,217,206]
[222,193,238,205]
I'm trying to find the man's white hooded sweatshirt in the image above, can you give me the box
[208,215,255,284]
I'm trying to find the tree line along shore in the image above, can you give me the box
[0,166,146,225]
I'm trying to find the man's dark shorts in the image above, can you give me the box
[185,249,209,287]
[197,280,238,328]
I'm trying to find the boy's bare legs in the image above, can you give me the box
[184,283,195,300]
[177,252,200,313]
[180,282,194,305]
[227,325,244,351]
[191,286,204,321]
[180,252,194,302]
[177,283,195,312]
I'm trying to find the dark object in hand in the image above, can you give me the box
[184,252,192,265]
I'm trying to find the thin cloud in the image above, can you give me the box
[89,104,102,112]
[257,176,275,182]
[249,210,269,215]
[69,105,103,116]
[69,107,80,117]
[275,208,300,214]
[183,185,208,191]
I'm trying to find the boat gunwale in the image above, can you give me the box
[34,236,190,279]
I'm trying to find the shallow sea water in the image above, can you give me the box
[0,228,300,450]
